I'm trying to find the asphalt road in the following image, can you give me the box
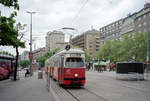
[85,71,150,101]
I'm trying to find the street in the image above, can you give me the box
[49,71,150,101]
[0,70,150,101]
[86,71,150,101]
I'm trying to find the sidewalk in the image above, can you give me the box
[0,71,55,101]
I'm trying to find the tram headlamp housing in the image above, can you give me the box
[74,73,78,77]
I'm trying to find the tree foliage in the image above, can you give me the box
[0,1,26,80]
[96,31,150,62]
[0,51,14,56]
[19,60,30,68]
[83,49,92,62]
[37,48,60,67]
[0,0,19,10]
[0,13,25,48]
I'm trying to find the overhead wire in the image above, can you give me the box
[70,0,89,26]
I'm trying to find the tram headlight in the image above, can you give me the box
[74,73,78,77]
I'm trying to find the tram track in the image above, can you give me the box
[65,87,107,101]
[47,75,107,101]
[65,89,80,101]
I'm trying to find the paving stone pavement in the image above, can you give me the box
[0,71,55,101]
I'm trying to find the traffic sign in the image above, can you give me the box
[29,52,33,60]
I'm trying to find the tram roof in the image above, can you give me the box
[46,48,85,63]
[56,48,84,55]
[0,54,14,60]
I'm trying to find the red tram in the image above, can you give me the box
[45,48,86,86]
[0,54,14,80]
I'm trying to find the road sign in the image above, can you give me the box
[29,52,33,60]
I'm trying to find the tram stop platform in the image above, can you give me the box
[0,71,55,101]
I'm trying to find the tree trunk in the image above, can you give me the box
[14,46,19,81]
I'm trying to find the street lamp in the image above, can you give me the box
[61,27,78,45]
[146,32,150,61]
[27,11,36,75]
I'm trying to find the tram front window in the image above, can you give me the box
[65,57,84,68]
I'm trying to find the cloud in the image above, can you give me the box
[0,0,150,55]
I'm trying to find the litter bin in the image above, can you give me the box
[38,71,43,79]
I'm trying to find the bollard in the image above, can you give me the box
[38,71,43,79]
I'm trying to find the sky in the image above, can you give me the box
[0,0,150,55]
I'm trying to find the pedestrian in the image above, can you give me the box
[25,69,30,77]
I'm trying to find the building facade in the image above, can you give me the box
[99,19,123,45]
[45,30,65,52]
[99,3,150,45]
[21,51,29,61]
[56,42,68,50]
[134,3,150,33]
[121,14,135,36]
[71,29,100,58]
[33,47,46,61]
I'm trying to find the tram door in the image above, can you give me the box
[59,57,64,83]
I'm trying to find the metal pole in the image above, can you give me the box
[147,32,149,61]
[27,11,36,76]
[30,13,32,75]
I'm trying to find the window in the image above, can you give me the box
[89,45,92,48]
[101,41,104,45]
[89,42,92,44]
[115,33,118,37]
[90,53,93,55]
[143,22,147,25]
[65,57,84,68]
[119,21,122,24]
[138,17,141,21]
[138,24,141,27]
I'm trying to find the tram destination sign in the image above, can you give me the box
[70,53,81,57]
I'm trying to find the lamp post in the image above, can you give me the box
[146,31,150,73]
[61,27,77,45]
[146,32,150,62]
[27,11,36,75]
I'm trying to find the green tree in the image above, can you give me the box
[0,1,26,80]
[82,49,91,62]
[96,32,150,62]
[132,32,148,61]
[110,39,122,61]
[98,40,112,60]
[0,0,19,10]
[37,48,60,67]
[0,51,14,56]
[19,60,30,68]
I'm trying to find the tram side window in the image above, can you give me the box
[65,58,84,68]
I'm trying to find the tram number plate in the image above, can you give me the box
[70,53,81,57]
